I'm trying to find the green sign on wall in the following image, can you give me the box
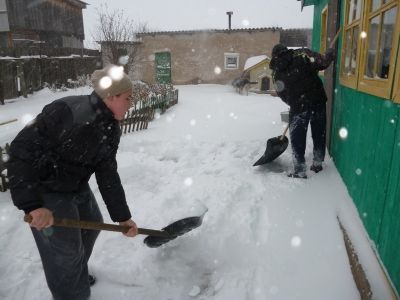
[155,52,171,84]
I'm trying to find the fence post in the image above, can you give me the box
[0,79,4,105]
[16,63,27,98]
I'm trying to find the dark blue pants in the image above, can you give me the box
[289,104,326,174]
[31,186,103,300]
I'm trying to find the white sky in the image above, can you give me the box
[0,85,393,299]
[82,0,314,48]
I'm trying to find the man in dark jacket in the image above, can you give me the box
[8,64,137,300]
[270,44,335,178]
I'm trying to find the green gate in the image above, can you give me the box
[155,52,171,83]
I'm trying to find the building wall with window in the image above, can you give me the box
[305,0,400,294]
[135,29,280,84]
[0,0,87,49]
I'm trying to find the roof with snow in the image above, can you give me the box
[244,55,270,71]
[137,27,281,36]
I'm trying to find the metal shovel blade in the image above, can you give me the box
[253,135,289,166]
[144,215,204,248]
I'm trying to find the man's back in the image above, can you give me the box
[270,48,328,112]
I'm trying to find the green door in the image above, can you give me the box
[155,52,171,83]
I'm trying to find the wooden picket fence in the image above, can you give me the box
[120,89,179,134]
[0,143,10,192]
[0,56,101,104]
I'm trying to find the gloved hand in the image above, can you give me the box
[325,48,336,60]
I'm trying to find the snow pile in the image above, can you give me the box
[0,84,393,299]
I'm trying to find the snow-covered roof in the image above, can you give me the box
[244,55,270,71]
[137,27,281,36]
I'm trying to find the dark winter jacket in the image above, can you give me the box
[270,47,335,113]
[8,92,131,222]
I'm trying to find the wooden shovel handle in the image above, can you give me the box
[24,214,170,237]
[329,29,341,48]
[279,124,290,141]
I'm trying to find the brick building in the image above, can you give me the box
[101,27,311,85]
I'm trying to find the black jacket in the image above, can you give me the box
[8,92,131,222]
[270,48,335,113]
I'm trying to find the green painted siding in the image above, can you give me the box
[310,0,328,52]
[310,0,400,293]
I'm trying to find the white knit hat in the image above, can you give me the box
[91,64,132,99]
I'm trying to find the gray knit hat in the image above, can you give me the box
[91,64,132,99]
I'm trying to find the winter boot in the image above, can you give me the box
[287,172,307,179]
[310,163,323,173]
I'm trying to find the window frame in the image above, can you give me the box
[394,45,400,103]
[357,0,400,99]
[320,5,329,54]
[224,53,239,70]
[340,0,364,89]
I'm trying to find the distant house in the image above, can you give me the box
[0,0,87,49]
[243,55,271,92]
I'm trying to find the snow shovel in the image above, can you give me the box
[24,213,204,248]
[253,124,289,166]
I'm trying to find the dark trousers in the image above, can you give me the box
[289,104,326,174]
[31,186,103,300]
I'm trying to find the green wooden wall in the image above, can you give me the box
[310,0,400,294]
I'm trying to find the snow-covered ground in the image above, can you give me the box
[0,85,393,299]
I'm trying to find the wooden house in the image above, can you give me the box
[243,55,272,92]
[299,0,400,295]
[0,0,87,49]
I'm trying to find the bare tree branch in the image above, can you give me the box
[92,4,148,75]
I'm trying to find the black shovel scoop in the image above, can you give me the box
[144,214,205,248]
[24,213,204,248]
[253,124,289,166]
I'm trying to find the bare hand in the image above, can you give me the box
[119,219,138,237]
[29,208,54,230]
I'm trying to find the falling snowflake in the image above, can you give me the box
[339,127,348,139]
[360,31,367,39]
[118,55,129,65]
[242,19,250,26]
[99,76,112,89]
[108,66,124,80]
[291,236,302,247]
[184,177,193,186]
[21,114,35,126]
[275,80,285,92]
[2,153,9,163]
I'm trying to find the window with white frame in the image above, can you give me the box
[224,53,239,69]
